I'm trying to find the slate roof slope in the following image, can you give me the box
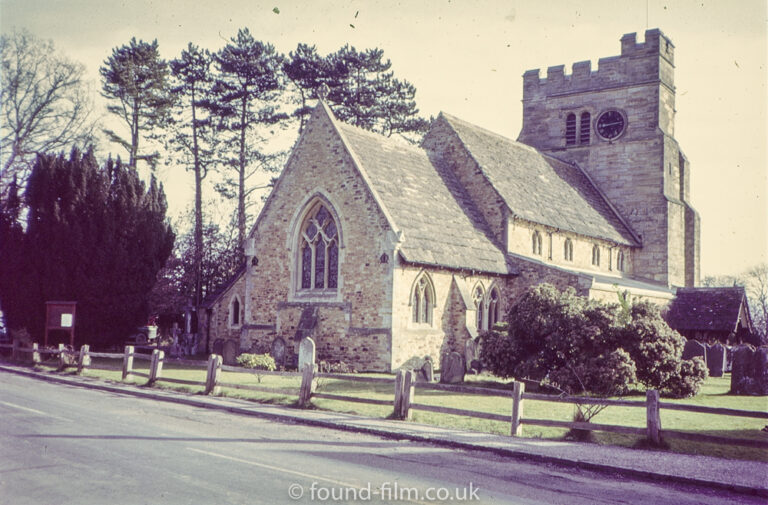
[439,113,639,246]
[201,263,247,308]
[335,122,511,274]
[666,287,751,332]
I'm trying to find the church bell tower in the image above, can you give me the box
[518,29,699,287]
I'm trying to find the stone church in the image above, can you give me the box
[201,29,727,371]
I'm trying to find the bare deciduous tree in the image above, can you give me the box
[0,29,95,196]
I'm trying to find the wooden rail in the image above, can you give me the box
[3,340,766,450]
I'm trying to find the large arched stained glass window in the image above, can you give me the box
[299,202,339,291]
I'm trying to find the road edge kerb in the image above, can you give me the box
[2,364,765,498]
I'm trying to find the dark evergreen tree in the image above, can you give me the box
[100,38,174,169]
[0,175,32,335]
[210,28,288,254]
[0,149,174,347]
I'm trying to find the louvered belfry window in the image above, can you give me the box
[565,113,577,146]
[579,112,591,144]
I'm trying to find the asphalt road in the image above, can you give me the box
[0,372,760,505]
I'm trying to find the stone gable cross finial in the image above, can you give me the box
[318,83,330,100]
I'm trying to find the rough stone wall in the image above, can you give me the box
[391,262,505,370]
[504,257,588,301]
[240,104,394,371]
[507,218,632,276]
[205,273,247,352]
[517,29,699,287]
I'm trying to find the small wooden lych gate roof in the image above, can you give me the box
[666,286,754,334]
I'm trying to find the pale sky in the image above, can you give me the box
[1,0,766,278]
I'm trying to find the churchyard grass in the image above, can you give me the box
[31,359,767,461]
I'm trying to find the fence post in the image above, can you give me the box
[204,354,222,395]
[394,369,404,418]
[400,370,415,420]
[646,389,662,445]
[122,346,134,381]
[31,343,41,364]
[12,339,19,360]
[511,381,525,436]
[58,343,66,369]
[77,345,90,373]
[298,363,317,408]
[148,349,164,385]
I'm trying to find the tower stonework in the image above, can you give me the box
[518,29,699,287]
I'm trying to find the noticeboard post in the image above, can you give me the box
[45,301,77,347]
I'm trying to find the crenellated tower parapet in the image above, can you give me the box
[522,29,675,106]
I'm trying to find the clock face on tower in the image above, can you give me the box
[596,110,626,140]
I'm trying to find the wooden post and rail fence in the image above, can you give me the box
[1,341,766,449]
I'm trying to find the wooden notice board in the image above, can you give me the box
[45,301,77,346]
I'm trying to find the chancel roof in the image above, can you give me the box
[335,122,512,274]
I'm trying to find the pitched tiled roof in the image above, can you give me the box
[666,287,750,332]
[335,122,511,274]
[201,263,246,308]
[439,114,639,246]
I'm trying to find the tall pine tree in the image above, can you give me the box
[284,44,429,143]
[210,28,287,254]
[167,43,218,311]
[100,38,174,169]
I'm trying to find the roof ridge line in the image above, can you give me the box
[319,101,403,240]
[560,156,643,247]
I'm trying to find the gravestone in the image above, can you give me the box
[418,357,434,383]
[465,339,479,372]
[756,347,768,395]
[222,340,238,365]
[298,337,316,371]
[440,351,466,384]
[212,339,224,356]
[731,345,757,395]
[271,337,287,368]
[682,339,707,364]
[706,343,727,377]
[725,346,734,373]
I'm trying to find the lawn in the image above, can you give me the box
[26,355,768,462]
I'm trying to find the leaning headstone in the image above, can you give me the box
[271,337,286,368]
[730,345,756,394]
[706,343,727,377]
[418,358,434,383]
[682,339,707,364]
[222,340,238,365]
[298,337,316,371]
[440,351,466,384]
[465,339,479,372]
